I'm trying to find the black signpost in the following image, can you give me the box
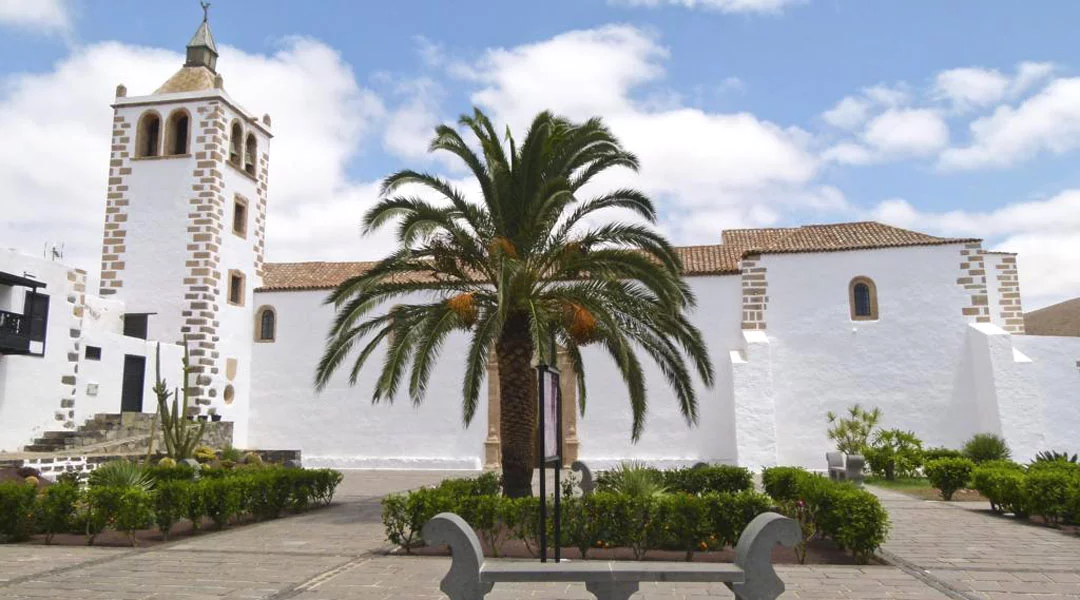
[536,360,562,563]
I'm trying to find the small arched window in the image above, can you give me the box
[229,121,243,166]
[164,109,190,155]
[244,133,257,175]
[849,277,879,321]
[255,306,276,342]
[135,111,162,157]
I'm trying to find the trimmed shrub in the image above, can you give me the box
[657,492,711,560]
[200,477,245,529]
[761,466,810,502]
[153,480,191,540]
[925,457,974,501]
[864,429,923,480]
[86,486,154,546]
[0,481,38,542]
[962,433,1011,464]
[662,465,753,495]
[36,482,80,544]
[831,486,890,563]
[972,465,1029,516]
[146,463,198,483]
[923,447,963,462]
[1024,468,1078,527]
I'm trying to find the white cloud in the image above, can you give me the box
[381,77,444,161]
[862,108,949,156]
[0,0,70,32]
[872,192,1080,308]
[940,77,1080,170]
[822,96,870,130]
[933,67,1010,112]
[0,37,394,276]
[609,0,802,14]
[457,25,823,242]
[1010,61,1055,96]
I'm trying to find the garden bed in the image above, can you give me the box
[866,477,987,502]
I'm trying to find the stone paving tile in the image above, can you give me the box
[871,486,1080,600]
[0,545,130,583]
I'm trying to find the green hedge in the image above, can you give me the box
[972,461,1080,525]
[0,465,343,545]
[924,457,975,501]
[384,469,887,564]
[761,466,889,564]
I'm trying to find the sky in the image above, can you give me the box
[1,0,1079,310]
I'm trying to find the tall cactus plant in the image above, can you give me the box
[153,339,207,459]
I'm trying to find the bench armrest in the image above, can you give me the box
[422,512,493,600]
[728,512,800,600]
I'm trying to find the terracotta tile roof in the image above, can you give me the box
[1024,297,1080,337]
[257,222,978,292]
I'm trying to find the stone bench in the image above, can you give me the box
[422,510,800,600]
[826,451,864,485]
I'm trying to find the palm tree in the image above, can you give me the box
[316,108,713,497]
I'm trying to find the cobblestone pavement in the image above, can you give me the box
[872,486,1080,600]
[0,471,979,599]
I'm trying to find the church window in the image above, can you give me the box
[849,277,878,321]
[228,270,245,307]
[244,133,257,175]
[223,384,235,405]
[255,306,276,342]
[229,121,243,166]
[165,109,190,155]
[85,346,102,360]
[232,195,248,238]
[135,111,162,157]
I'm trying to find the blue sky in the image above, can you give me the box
[1,0,1078,308]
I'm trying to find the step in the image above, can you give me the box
[41,431,80,440]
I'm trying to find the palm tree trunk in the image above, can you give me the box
[496,311,536,498]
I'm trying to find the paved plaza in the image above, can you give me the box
[0,472,1077,599]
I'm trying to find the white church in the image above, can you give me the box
[2,17,1079,471]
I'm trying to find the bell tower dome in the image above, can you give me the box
[97,4,271,444]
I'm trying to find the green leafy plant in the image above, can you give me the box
[220,444,243,462]
[962,433,1011,463]
[761,466,811,502]
[242,451,264,466]
[924,457,974,501]
[599,461,667,498]
[1032,450,1078,464]
[864,429,924,480]
[193,445,216,463]
[657,492,711,561]
[777,499,815,564]
[145,462,197,483]
[1023,468,1076,527]
[826,404,881,455]
[88,460,153,492]
[152,341,207,460]
[972,465,1029,516]
[200,477,244,530]
[0,481,38,542]
[36,482,80,544]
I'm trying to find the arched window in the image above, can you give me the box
[164,109,190,155]
[244,133,257,175]
[135,111,162,157]
[255,306,276,342]
[229,121,243,166]
[849,276,879,321]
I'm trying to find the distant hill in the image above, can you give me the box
[1025,297,1080,337]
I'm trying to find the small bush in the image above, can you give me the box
[925,457,974,501]
[831,486,891,563]
[88,460,153,491]
[86,486,154,546]
[36,482,80,544]
[193,445,216,464]
[597,462,667,498]
[761,466,811,502]
[962,433,1011,463]
[1024,469,1077,527]
[242,451,264,466]
[865,429,923,480]
[200,477,244,529]
[153,480,192,539]
[662,465,753,495]
[220,444,243,462]
[972,466,1029,516]
[923,447,963,462]
[157,457,177,468]
[146,463,197,483]
[826,404,881,455]
[0,481,38,542]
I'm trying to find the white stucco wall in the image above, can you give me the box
[0,251,78,451]
[575,275,742,469]
[248,289,488,469]
[75,333,183,421]
[1012,334,1080,457]
[751,244,983,468]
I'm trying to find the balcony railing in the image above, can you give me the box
[0,309,30,354]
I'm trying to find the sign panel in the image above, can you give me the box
[542,368,559,460]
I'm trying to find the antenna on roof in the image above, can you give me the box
[44,242,64,262]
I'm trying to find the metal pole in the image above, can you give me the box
[537,364,547,563]
[554,366,562,562]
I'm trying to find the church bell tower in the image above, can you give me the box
[98,5,271,443]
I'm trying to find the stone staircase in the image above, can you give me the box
[22,412,232,455]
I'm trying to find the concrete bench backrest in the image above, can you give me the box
[826,451,844,469]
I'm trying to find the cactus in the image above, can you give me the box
[153,340,207,460]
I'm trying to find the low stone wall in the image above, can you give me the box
[11,448,302,481]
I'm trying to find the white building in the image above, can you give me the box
[2,19,1079,470]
